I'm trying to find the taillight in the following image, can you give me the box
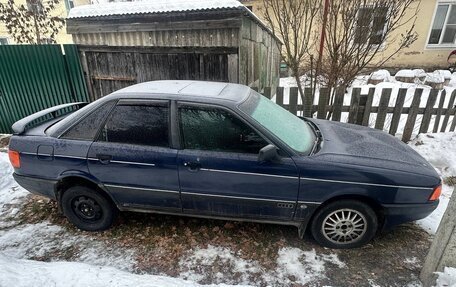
[8,149,20,169]
[429,184,442,201]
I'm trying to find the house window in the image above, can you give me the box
[64,0,74,12]
[0,38,8,45]
[428,3,456,45]
[354,6,388,45]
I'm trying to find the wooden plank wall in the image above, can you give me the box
[263,87,456,142]
[239,16,281,93]
[72,28,240,48]
[82,49,231,101]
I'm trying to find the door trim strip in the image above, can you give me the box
[299,177,433,190]
[180,191,297,204]
[88,158,156,167]
[105,184,179,194]
[199,168,299,180]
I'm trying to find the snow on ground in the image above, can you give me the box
[178,245,345,286]
[0,254,242,287]
[408,133,456,234]
[435,267,456,287]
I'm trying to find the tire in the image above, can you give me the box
[310,200,378,249]
[61,186,117,231]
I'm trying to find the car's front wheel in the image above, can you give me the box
[310,200,378,249]
[61,186,117,231]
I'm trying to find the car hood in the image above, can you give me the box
[307,118,439,178]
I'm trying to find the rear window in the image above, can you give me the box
[61,101,115,141]
[98,104,169,147]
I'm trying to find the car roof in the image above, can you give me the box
[107,80,252,103]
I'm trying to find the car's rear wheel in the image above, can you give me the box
[310,200,378,249]
[61,186,117,231]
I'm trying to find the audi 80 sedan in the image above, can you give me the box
[8,80,441,248]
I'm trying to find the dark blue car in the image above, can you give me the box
[8,80,441,248]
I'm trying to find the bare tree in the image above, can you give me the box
[0,0,65,44]
[320,0,419,90]
[261,0,321,102]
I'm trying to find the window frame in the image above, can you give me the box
[59,100,117,141]
[176,101,272,155]
[95,99,172,148]
[427,1,456,48]
[354,5,389,47]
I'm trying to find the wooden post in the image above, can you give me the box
[374,88,392,130]
[276,87,284,107]
[303,88,313,117]
[289,87,298,115]
[361,88,375,126]
[420,186,456,287]
[389,88,407,136]
[348,88,361,124]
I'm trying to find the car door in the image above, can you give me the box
[87,99,181,212]
[176,103,300,221]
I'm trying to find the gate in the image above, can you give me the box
[0,44,89,133]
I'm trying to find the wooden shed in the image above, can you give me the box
[67,0,282,100]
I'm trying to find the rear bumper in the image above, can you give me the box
[13,173,57,200]
[381,200,439,231]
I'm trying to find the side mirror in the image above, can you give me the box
[258,144,279,162]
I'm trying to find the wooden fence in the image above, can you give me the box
[257,87,456,142]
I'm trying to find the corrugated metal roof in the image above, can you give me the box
[68,0,245,19]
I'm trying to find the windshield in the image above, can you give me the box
[239,91,315,154]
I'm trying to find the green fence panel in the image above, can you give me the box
[0,44,89,133]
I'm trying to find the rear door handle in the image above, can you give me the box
[183,161,201,171]
[96,154,112,164]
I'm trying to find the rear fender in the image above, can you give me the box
[56,170,119,207]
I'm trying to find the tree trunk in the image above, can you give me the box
[292,67,305,115]
[33,13,40,44]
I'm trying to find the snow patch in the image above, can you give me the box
[0,254,237,287]
[395,69,415,78]
[275,247,345,285]
[425,72,444,84]
[0,221,136,270]
[370,69,391,81]
[179,245,345,285]
[434,69,452,80]
[179,245,262,284]
[435,267,456,287]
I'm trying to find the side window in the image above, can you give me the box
[179,106,268,154]
[99,104,169,147]
[61,101,115,141]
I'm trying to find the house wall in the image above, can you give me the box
[241,0,453,71]
[0,0,89,44]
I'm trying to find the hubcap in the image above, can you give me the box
[72,196,102,221]
[322,208,367,244]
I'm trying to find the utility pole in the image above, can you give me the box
[313,0,330,98]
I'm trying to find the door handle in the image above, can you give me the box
[183,161,201,171]
[96,154,112,164]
